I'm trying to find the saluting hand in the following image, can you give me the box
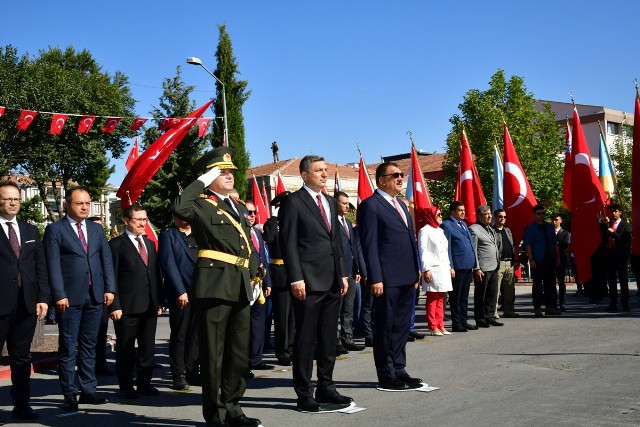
[197,166,221,187]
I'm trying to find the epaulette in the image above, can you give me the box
[231,196,245,206]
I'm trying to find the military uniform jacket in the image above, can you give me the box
[172,180,257,302]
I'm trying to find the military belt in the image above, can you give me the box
[198,249,249,269]
[270,258,285,265]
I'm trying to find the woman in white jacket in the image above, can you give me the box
[418,206,453,336]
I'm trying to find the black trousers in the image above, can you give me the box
[96,303,109,369]
[555,264,567,307]
[607,253,630,308]
[114,305,158,390]
[339,276,357,344]
[270,286,295,359]
[355,282,373,340]
[292,287,341,399]
[169,301,199,376]
[249,299,267,366]
[0,288,37,406]
[473,268,499,321]
[449,269,472,328]
[532,260,557,309]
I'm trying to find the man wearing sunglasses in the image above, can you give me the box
[493,209,519,318]
[358,163,422,391]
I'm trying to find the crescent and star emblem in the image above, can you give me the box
[504,162,527,208]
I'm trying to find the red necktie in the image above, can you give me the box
[136,236,148,266]
[392,197,408,227]
[76,222,88,253]
[6,222,21,287]
[251,229,260,254]
[317,194,331,231]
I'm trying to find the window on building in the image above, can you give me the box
[607,122,620,135]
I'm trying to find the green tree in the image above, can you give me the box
[434,69,564,214]
[140,67,211,230]
[212,25,251,199]
[609,123,633,206]
[0,45,136,221]
[16,194,45,224]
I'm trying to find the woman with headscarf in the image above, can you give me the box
[417,206,453,336]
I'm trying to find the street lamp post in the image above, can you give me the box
[186,56,229,147]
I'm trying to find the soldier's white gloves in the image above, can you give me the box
[197,166,221,187]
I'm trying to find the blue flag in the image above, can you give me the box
[493,145,503,210]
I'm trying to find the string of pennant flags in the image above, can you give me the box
[0,105,216,137]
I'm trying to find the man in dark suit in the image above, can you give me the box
[0,180,49,421]
[109,204,163,399]
[173,147,261,427]
[335,191,366,352]
[469,205,503,328]
[551,213,571,312]
[262,192,295,366]
[441,201,478,332]
[43,186,115,410]
[602,203,632,312]
[279,155,350,411]
[493,209,518,318]
[357,162,422,391]
[159,215,199,390]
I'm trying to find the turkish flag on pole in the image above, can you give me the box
[197,118,210,137]
[503,122,537,247]
[49,113,68,135]
[275,170,287,195]
[570,107,607,283]
[357,155,375,206]
[410,145,432,233]
[102,117,121,133]
[562,118,573,211]
[16,110,37,131]
[333,169,342,197]
[251,175,269,225]
[261,181,271,219]
[125,137,140,171]
[144,221,159,251]
[129,117,148,131]
[455,130,486,225]
[117,100,214,209]
[631,91,640,256]
[77,115,96,134]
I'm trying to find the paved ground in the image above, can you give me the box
[1,283,639,427]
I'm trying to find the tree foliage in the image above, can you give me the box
[609,123,633,206]
[212,25,251,199]
[139,67,211,231]
[431,69,565,215]
[0,45,136,222]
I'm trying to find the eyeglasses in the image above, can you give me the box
[245,210,256,215]
[382,172,404,179]
[0,197,20,203]
[497,215,506,219]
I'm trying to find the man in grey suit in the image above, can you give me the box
[469,205,503,328]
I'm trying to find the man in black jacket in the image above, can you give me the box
[602,203,632,312]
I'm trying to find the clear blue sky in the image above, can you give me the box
[2,1,639,185]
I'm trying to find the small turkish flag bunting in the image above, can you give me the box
[16,110,38,131]
[102,117,121,133]
[50,113,68,135]
[198,118,210,137]
[158,118,171,131]
[77,115,96,134]
[129,117,148,131]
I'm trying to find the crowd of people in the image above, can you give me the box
[0,148,635,427]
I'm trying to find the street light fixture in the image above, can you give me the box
[186,56,229,146]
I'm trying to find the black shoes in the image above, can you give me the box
[342,341,365,351]
[297,397,320,412]
[173,374,190,390]
[336,344,350,355]
[407,334,415,342]
[378,378,409,390]
[120,388,139,400]
[452,325,467,332]
[475,320,490,328]
[209,421,230,427]
[397,374,422,385]
[12,405,38,420]
[276,355,292,366]
[487,319,504,327]
[502,311,520,318]
[138,385,160,396]
[227,414,261,427]
[249,361,274,370]
[315,388,353,404]
[463,323,479,330]
[247,370,255,379]
[409,331,426,340]
[79,392,108,405]
[62,394,78,411]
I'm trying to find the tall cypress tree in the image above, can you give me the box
[212,24,251,199]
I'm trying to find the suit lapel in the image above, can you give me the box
[62,217,87,254]
[0,222,16,260]
[175,229,196,263]
[123,234,147,267]
[299,189,330,234]
[374,191,406,228]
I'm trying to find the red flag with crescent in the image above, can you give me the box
[261,181,271,219]
[16,110,37,131]
[117,100,214,210]
[502,122,537,247]
[125,137,140,171]
[197,118,210,137]
[275,170,287,195]
[50,113,68,135]
[158,118,172,131]
[410,145,432,233]
[251,175,269,225]
[129,117,148,131]
[102,117,121,133]
[455,130,486,225]
[357,155,374,206]
[631,92,640,256]
[570,108,606,283]
[77,115,96,134]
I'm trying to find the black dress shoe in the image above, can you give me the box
[249,361,274,370]
[297,397,320,412]
[475,320,490,328]
[378,378,409,390]
[79,392,108,405]
[276,356,292,366]
[63,394,78,411]
[409,331,427,339]
[364,338,374,347]
[209,421,231,427]
[336,344,350,355]
[228,414,261,427]
[120,388,139,400]
[464,323,479,330]
[397,374,422,385]
[406,334,416,342]
[247,370,255,379]
[343,341,365,351]
[12,405,39,420]
[172,374,190,390]
[137,385,160,396]
[487,319,504,326]
[315,388,353,404]
[452,325,467,332]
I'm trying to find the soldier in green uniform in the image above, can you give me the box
[172,147,261,427]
